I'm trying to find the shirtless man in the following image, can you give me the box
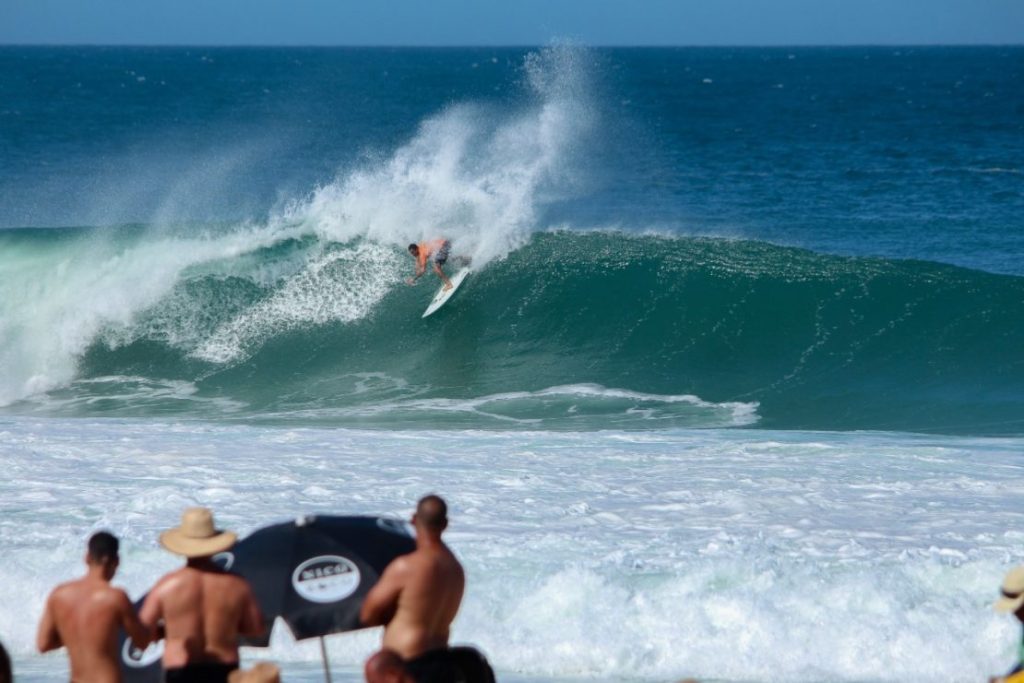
[140,508,264,683]
[36,531,153,683]
[361,495,466,683]
[406,239,453,291]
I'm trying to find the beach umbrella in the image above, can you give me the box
[119,515,416,683]
[229,515,415,633]
[117,603,164,683]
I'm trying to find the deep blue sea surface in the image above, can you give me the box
[1,46,1021,434]
[3,46,1024,683]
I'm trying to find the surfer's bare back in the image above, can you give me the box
[407,239,453,291]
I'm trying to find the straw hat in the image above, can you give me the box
[995,566,1024,613]
[160,507,237,558]
[228,662,281,683]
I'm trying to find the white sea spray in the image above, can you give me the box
[1,420,1021,682]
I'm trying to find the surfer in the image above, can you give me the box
[36,531,153,683]
[406,239,453,291]
[361,494,467,683]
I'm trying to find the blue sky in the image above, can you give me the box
[1,0,1022,46]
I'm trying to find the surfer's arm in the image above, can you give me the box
[406,256,428,285]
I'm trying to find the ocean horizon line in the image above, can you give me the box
[1,41,1022,49]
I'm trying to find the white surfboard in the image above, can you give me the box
[422,268,470,318]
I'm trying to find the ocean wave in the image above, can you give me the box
[0,44,595,409]
[2,229,1022,434]
[251,384,759,430]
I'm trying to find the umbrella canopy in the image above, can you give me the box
[119,515,415,683]
[118,606,164,683]
[227,515,416,640]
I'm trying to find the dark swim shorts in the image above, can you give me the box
[433,241,451,266]
[404,647,496,683]
[405,648,458,683]
[163,662,238,683]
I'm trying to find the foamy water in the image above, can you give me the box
[2,44,1023,683]
[2,417,1022,682]
[0,46,592,405]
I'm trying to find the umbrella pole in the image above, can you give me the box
[319,636,333,683]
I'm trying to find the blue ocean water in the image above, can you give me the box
[1,46,1022,434]
[2,46,1024,683]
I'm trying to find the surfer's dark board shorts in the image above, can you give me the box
[164,662,238,683]
[433,241,451,266]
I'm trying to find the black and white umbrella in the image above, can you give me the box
[119,515,415,683]
[225,515,415,642]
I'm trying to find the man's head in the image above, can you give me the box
[86,531,120,578]
[412,494,448,535]
[407,243,419,257]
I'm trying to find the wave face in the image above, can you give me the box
[2,229,1022,435]
[2,46,1022,434]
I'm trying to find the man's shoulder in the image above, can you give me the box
[53,579,131,609]
[410,546,462,573]
[203,568,254,593]
[381,552,416,581]
[48,579,79,604]
[439,545,465,577]
[393,550,419,568]
[150,567,193,592]
[105,583,133,600]
[51,577,98,598]
[91,584,133,610]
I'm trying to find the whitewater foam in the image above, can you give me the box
[194,242,402,363]
[279,44,594,266]
[0,224,303,405]
[17,376,248,414]
[253,384,759,429]
[0,45,596,405]
[2,420,1023,682]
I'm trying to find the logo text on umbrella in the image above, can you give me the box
[291,555,361,603]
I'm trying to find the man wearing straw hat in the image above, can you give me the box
[992,566,1024,683]
[140,508,264,683]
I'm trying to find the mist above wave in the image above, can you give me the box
[0,45,595,407]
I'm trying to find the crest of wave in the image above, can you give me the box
[0,46,596,403]
[193,47,595,364]
[0,225,301,406]
[280,44,594,266]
